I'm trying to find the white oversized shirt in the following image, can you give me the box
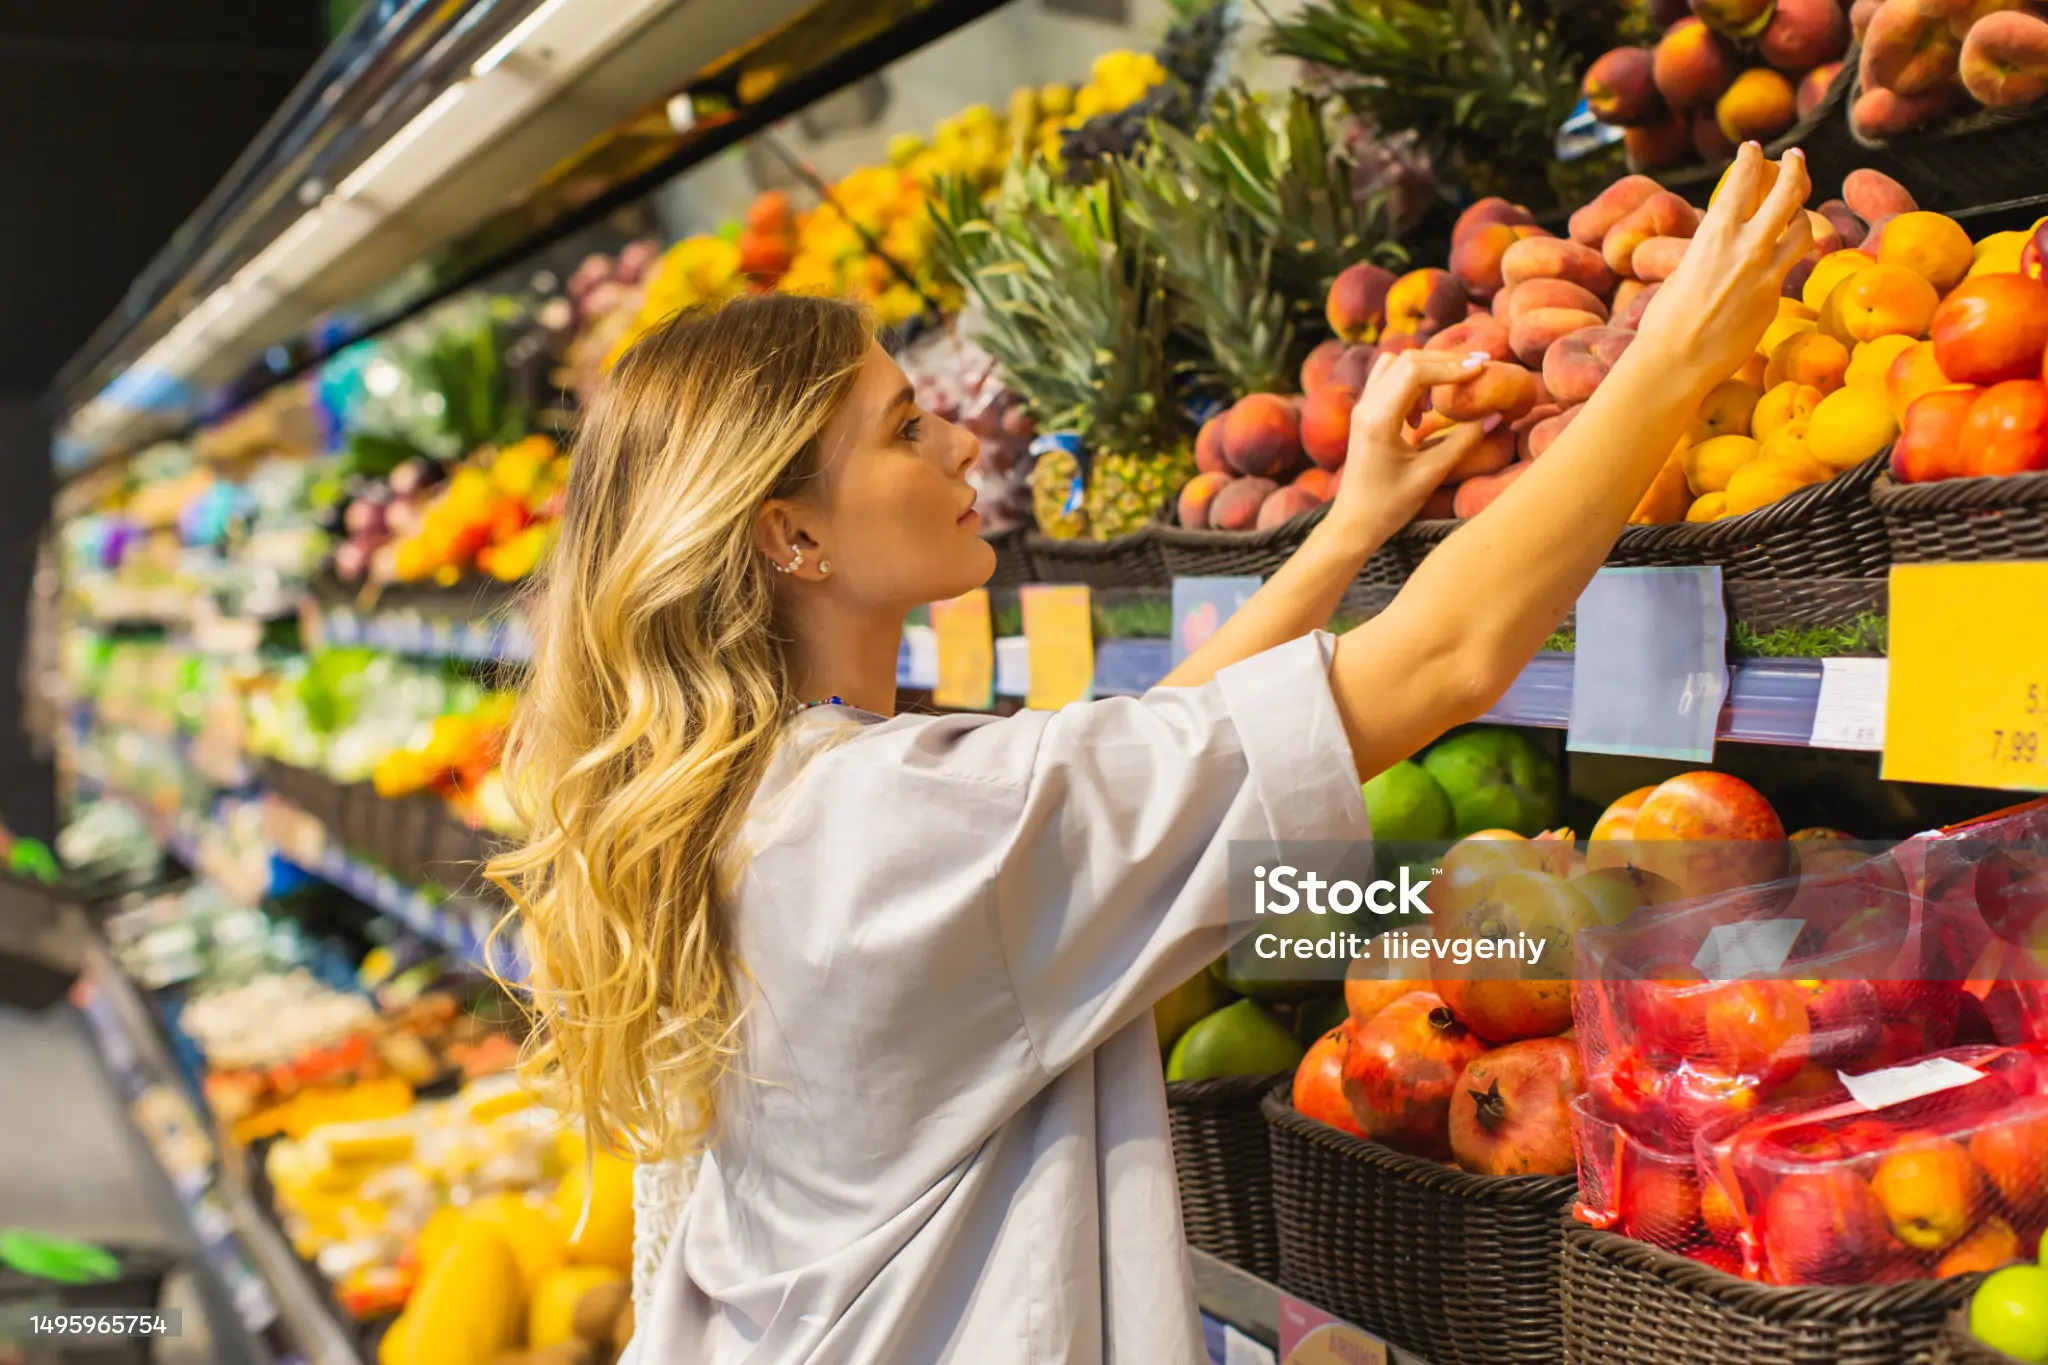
[622,633,1369,1364]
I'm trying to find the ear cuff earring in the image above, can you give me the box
[771,546,831,577]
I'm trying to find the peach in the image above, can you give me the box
[1737,352,1770,388]
[1256,484,1324,531]
[1222,393,1304,478]
[1690,378,1763,444]
[1759,419,1818,466]
[1453,197,1540,249]
[1763,0,1850,69]
[1931,273,2048,386]
[1808,384,1901,468]
[1878,212,1974,292]
[1871,1135,1982,1252]
[1329,345,1380,393]
[1849,84,1958,139]
[1806,210,1845,260]
[1500,277,1609,324]
[1886,340,1956,419]
[1632,236,1692,283]
[1195,414,1228,475]
[1293,466,1336,501]
[1724,446,1832,514]
[1630,447,1696,524]
[1937,1219,2022,1278]
[1688,491,1729,520]
[1797,60,1846,116]
[1509,307,1605,365]
[1449,224,1522,301]
[1949,0,2023,39]
[1602,192,1700,278]
[1654,19,1741,107]
[1405,409,1457,445]
[1300,385,1361,470]
[1209,476,1276,530]
[1967,229,2031,280]
[1300,339,1347,395]
[1418,484,1457,520]
[1716,68,1798,143]
[1327,262,1399,342]
[1852,0,1883,40]
[1424,316,1514,362]
[1862,0,1966,92]
[1544,326,1636,402]
[1385,268,1470,342]
[1614,281,1661,330]
[1779,296,1820,322]
[1961,378,2048,475]
[1586,47,1667,124]
[1510,401,1563,459]
[1755,381,1825,440]
[1831,262,1940,344]
[1177,470,1235,528]
[1892,385,1979,481]
[1817,201,1867,250]
[1694,0,1778,41]
[1502,238,1617,297]
[1625,112,1697,171]
[1569,175,1663,248]
[1433,362,1542,423]
[1843,168,1919,224]
[1447,429,1518,481]
[1693,108,1740,162]
[1685,433,1762,493]
[1845,334,1917,390]
[1961,10,2048,106]
[1378,331,1418,357]
[1526,404,1584,460]
[1802,249,1877,313]
[1758,314,1818,358]
[1767,330,1853,391]
[1453,461,1531,518]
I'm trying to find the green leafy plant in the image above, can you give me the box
[1263,0,1636,207]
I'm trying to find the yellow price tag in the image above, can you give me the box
[1022,584,1094,710]
[1884,562,2048,791]
[930,590,994,711]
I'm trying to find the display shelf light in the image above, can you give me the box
[469,0,571,77]
[337,81,474,204]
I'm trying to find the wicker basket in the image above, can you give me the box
[1933,1308,2029,1365]
[1157,501,1410,587]
[337,781,381,855]
[1421,454,1887,577]
[430,817,500,892]
[982,525,1035,589]
[1263,1089,1577,1365]
[368,793,445,887]
[1871,469,2048,564]
[1561,1221,1979,1365]
[1841,71,2048,213]
[1165,1074,1283,1280]
[1023,524,1169,589]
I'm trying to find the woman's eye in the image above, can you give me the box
[900,416,924,443]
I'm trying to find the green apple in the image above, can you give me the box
[1971,1264,2048,1363]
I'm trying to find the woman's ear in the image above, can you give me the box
[753,500,824,576]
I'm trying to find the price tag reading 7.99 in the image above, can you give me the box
[1887,563,2048,792]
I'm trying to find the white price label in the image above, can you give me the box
[1840,1056,1985,1111]
[1224,1325,1278,1365]
[1810,657,1888,751]
[994,636,1031,698]
[902,624,939,690]
[1693,919,1805,979]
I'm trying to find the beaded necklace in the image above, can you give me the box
[791,695,846,714]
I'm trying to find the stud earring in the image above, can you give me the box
[818,559,831,577]
[771,545,804,575]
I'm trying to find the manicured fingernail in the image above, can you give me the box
[1466,350,1490,367]
[1789,147,1806,162]
[1482,413,1504,434]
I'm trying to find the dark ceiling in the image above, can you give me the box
[0,1,326,396]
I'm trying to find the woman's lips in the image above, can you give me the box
[958,497,980,524]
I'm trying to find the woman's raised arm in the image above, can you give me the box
[1328,144,1815,782]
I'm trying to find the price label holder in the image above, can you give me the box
[1171,575,1262,669]
[1810,656,1888,750]
[994,637,1031,697]
[931,590,995,711]
[1021,584,1094,710]
[1886,561,2048,789]
[1567,566,1728,761]
[1279,1294,1411,1365]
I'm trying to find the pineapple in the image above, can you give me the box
[1086,445,1197,541]
[931,166,1184,541]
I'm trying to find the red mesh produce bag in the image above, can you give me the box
[1703,1042,2048,1286]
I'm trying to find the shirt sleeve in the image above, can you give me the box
[991,631,1368,1073]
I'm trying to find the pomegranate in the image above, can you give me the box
[1341,990,1490,1159]
[1343,952,1428,1029]
[1586,784,1660,872]
[1448,1037,1584,1176]
[1294,1024,1363,1136]
[1434,869,1599,1042]
[1629,771,1788,897]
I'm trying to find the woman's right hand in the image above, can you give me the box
[1632,143,1814,393]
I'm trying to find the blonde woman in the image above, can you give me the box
[493,145,1811,1364]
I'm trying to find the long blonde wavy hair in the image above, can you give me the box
[488,294,875,1160]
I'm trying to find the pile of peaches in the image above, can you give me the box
[1581,0,1848,172]
[1853,0,2048,140]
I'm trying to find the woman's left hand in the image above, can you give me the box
[1329,348,1494,542]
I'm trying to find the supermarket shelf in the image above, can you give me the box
[1191,1248,1435,1365]
[71,922,368,1365]
[314,600,532,664]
